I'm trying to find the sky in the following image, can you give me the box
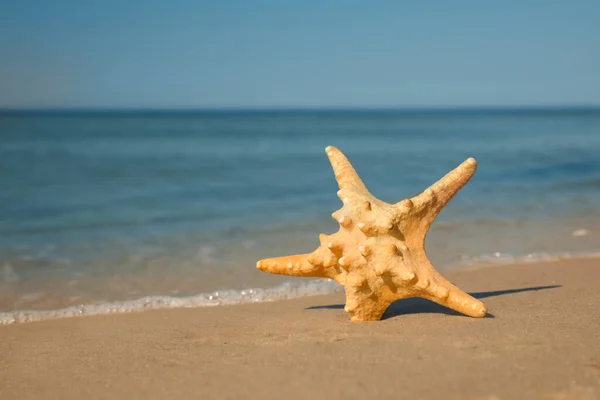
[0,1,599,109]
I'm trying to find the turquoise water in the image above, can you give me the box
[1,109,600,320]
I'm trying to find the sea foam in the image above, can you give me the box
[0,278,342,325]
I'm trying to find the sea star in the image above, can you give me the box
[256,146,487,321]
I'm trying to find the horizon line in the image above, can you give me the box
[1,104,600,114]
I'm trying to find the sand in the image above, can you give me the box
[1,257,600,400]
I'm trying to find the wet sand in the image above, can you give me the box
[1,257,599,399]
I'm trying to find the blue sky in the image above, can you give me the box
[0,1,599,108]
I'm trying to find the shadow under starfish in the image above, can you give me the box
[307,285,561,319]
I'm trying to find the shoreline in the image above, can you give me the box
[3,212,599,315]
[2,250,600,326]
[2,256,600,399]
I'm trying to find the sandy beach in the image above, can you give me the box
[2,257,599,400]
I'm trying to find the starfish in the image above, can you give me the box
[256,146,487,321]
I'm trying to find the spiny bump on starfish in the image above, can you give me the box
[256,146,487,322]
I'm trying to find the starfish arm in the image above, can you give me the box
[421,271,487,318]
[325,146,368,192]
[256,253,328,278]
[401,157,477,219]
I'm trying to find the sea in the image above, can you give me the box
[1,108,600,324]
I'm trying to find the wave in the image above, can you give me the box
[451,250,600,268]
[2,250,599,326]
[0,278,342,325]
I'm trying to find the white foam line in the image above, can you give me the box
[0,279,342,325]
[448,250,600,270]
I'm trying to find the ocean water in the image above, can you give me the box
[1,108,600,323]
